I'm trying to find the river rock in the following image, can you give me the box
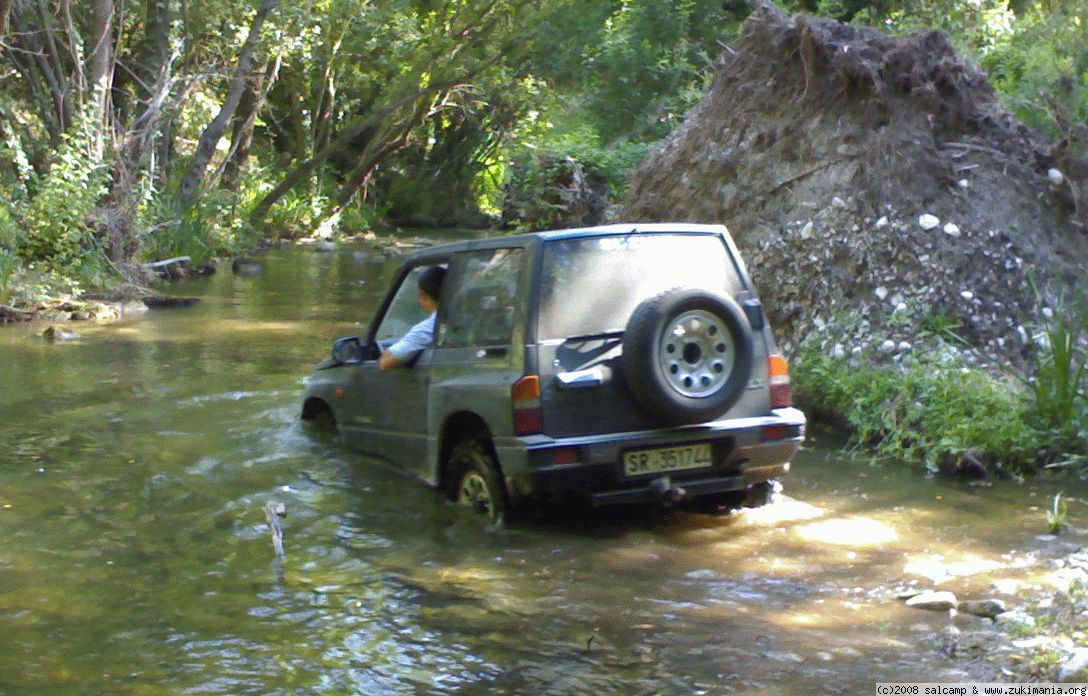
[42,325,79,342]
[994,609,1035,628]
[118,300,149,316]
[142,296,201,308]
[918,213,940,230]
[943,223,961,237]
[1060,648,1088,682]
[905,590,958,611]
[231,257,265,276]
[959,598,1006,618]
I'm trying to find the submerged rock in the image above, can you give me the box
[42,325,79,342]
[142,296,201,309]
[232,257,265,276]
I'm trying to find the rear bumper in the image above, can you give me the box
[492,407,805,507]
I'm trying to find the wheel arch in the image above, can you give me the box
[438,410,496,492]
[301,396,336,426]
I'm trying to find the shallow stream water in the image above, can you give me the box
[0,239,1083,695]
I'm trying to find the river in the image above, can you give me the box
[0,238,1082,694]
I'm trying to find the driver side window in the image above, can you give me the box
[375,266,432,342]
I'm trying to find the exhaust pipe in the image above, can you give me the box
[648,476,687,504]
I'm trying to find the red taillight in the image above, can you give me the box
[513,375,542,435]
[552,447,579,465]
[768,354,792,408]
[761,424,791,442]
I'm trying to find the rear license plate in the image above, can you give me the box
[623,443,712,476]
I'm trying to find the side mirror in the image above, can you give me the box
[331,336,365,364]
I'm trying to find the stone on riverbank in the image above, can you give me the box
[994,609,1036,628]
[1058,648,1088,682]
[905,590,958,611]
[959,598,1007,619]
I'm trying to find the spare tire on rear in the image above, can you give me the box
[622,288,754,424]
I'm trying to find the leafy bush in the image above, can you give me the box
[19,118,109,269]
[794,346,1041,473]
[0,204,19,303]
[140,178,271,264]
[501,125,652,230]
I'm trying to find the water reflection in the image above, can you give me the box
[0,240,1083,694]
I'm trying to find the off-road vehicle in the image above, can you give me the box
[302,223,806,516]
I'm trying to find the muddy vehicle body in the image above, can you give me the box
[301,223,805,515]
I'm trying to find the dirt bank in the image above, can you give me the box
[622,2,1084,361]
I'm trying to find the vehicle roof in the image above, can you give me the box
[404,222,729,262]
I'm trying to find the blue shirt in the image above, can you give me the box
[387,312,436,362]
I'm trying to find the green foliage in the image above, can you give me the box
[18,118,109,270]
[141,185,266,265]
[1046,492,1069,534]
[0,204,19,303]
[796,282,1088,473]
[581,0,733,143]
[919,310,970,347]
[1024,281,1088,465]
[795,346,1040,473]
[500,123,653,230]
[979,1,1088,133]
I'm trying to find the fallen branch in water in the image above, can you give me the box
[143,256,192,270]
[263,500,287,560]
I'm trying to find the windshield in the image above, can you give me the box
[538,234,741,340]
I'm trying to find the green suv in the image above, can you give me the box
[301,224,806,516]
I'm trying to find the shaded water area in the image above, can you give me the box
[1,239,1084,695]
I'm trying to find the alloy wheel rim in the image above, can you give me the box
[658,310,735,398]
[457,471,492,513]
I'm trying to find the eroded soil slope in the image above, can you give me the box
[622,2,1083,359]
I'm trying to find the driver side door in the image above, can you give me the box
[345,265,440,477]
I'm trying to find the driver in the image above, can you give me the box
[379,265,445,371]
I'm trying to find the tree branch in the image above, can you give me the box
[178,0,281,206]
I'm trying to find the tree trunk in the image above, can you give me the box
[0,0,11,44]
[86,0,113,155]
[103,49,178,261]
[11,2,70,138]
[138,0,172,92]
[222,54,279,191]
[178,0,280,206]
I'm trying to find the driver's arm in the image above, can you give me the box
[378,350,404,371]
[379,313,435,371]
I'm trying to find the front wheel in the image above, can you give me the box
[448,440,507,519]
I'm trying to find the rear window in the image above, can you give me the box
[538,234,741,340]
